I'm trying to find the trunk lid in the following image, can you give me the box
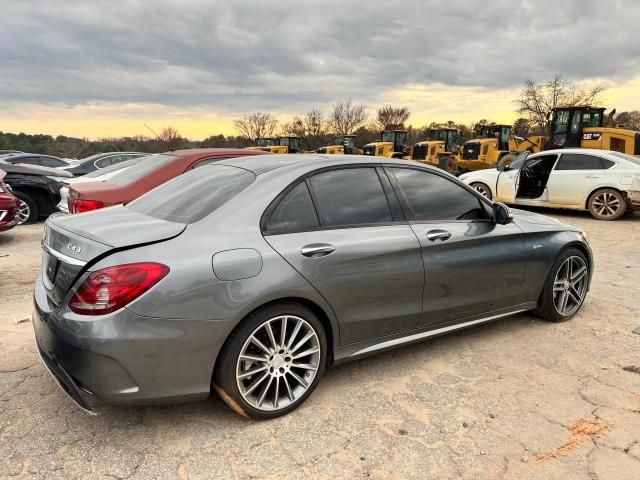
[42,206,186,305]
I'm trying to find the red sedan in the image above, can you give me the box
[68,149,271,214]
[0,170,19,232]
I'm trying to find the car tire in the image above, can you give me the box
[534,248,589,322]
[13,191,38,224]
[213,302,327,419]
[588,188,626,221]
[470,182,493,200]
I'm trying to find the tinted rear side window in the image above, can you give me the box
[108,154,176,186]
[390,168,489,221]
[555,154,603,170]
[308,168,392,227]
[127,165,255,223]
[266,182,319,233]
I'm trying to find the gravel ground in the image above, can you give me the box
[1,210,639,480]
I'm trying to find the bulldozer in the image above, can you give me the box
[245,136,302,154]
[316,135,362,155]
[363,130,408,158]
[409,128,460,172]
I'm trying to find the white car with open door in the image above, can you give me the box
[459,149,640,220]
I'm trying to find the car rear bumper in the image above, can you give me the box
[32,272,236,409]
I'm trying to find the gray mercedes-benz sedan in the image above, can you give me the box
[33,154,593,418]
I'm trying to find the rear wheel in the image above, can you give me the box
[588,188,626,220]
[470,182,492,200]
[13,192,38,224]
[214,303,327,419]
[534,248,589,322]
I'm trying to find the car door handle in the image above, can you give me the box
[301,243,336,257]
[426,229,452,242]
[586,174,600,178]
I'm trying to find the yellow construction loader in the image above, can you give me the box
[409,128,459,172]
[547,106,639,156]
[316,135,362,155]
[362,130,408,158]
[245,136,302,154]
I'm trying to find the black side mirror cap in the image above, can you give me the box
[493,202,513,225]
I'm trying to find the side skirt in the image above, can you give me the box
[332,303,536,364]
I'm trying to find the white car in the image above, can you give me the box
[459,149,640,220]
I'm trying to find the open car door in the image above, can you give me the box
[496,152,528,202]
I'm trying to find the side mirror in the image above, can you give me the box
[493,202,513,225]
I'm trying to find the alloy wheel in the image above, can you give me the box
[472,183,491,199]
[591,191,621,218]
[15,200,30,225]
[553,256,588,316]
[236,315,321,411]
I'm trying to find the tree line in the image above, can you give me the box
[2,76,638,159]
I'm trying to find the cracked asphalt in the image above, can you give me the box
[1,210,639,479]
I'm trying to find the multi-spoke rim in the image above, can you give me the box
[592,192,621,217]
[15,200,30,224]
[553,256,588,316]
[236,315,321,412]
[472,183,491,198]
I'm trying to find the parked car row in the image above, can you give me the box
[0,150,147,228]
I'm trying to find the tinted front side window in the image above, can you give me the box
[308,168,392,227]
[108,154,175,186]
[266,182,319,233]
[391,168,489,221]
[555,154,603,170]
[127,165,255,223]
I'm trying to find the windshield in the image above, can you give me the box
[553,110,570,134]
[107,154,175,186]
[382,131,407,143]
[508,151,530,170]
[127,165,255,223]
[430,130,446,141]
[83,157,145,178]
[256,138,276,147]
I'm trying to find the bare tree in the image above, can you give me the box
[516,75,604,133]
[281,109,331,150]
[376,105,411,130]
[158,126,186,150]
[233,112,279,140]
[614,110,640,131]
[328,99,368,135]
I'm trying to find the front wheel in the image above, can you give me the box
[214,303,327,419]
[470,182,493,200]
[588,188,626,220]
[534,248,589,322]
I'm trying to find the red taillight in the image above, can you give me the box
[69,262,169,315]
[70,198,104,214]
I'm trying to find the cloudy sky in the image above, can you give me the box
[1,0,639,139]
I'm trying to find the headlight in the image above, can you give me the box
[458,173,468,181]
[580,231,589,244]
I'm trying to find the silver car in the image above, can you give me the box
[33,154,593,418]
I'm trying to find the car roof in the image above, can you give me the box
[218,153,431,174]
[531,148,627,160]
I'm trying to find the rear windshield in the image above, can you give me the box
[608,151,640,166]
[127,165,255,223]
[107,154,175,186]
[84,157,143,178]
